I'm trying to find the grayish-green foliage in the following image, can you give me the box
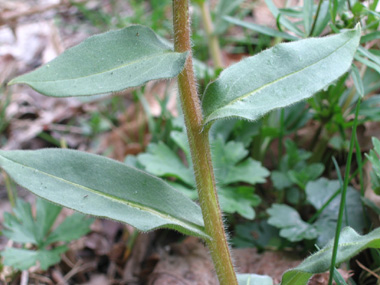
[0,149,209,239]
[129,129,268,220]
[366,137,380,194]
[1,247,67,271]
[271,140,324,191]
[281,227,380,284]
[351,64,364,97]
[267,178,364,245]
[306,178,365,246]
[224,16,299,41]
[9,25,188,97]
[267,204,318,242]
[232,221,280,250]
[1,198,93,270]
[2,0,369,280]
[201,25,361,126]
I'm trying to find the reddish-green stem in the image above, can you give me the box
[172,1,237,284]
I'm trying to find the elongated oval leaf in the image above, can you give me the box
[9,25,188,97]
[281,227,380,285]
[202,25,361,126]
[223,16,299,41]
[0,149,209,240]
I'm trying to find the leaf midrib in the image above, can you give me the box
[206,34,355,120]
[0,154,206,236]
[13,51,178,84]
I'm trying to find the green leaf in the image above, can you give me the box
[303,0,313,36]
[0,149,209,240]
[223,16,299,41]
[288,163,324,189]
[355,54,380,75]
[35,198,62,246]
[311,1,330,36]
[359,95,380,122]
[281,227,380,284]
[357,46,380,66]
[9,25,188,97]
[232,220,280,249]
[219,186,261,219]
[306,178,366,246]
[2,197,91,250]
[137,142,195,186]
[202,25,361,126]
[170,130,192,161]
[44,213,93,246]
[237,273,273,285]
[267,204,318,242]
[167,181,198,200]
[333,267,348,285]
[3,199,39,245]
[1,246,67,270]
[271,171,293,190]
[366,137,380,194]
[362,197,380,215]
[351,64,364,97]
[361,31,380,44]
[223,158,270,185]
[135,132,267,219]
[215,0,245,35]
[212,138,269,185]
[264,0,304,36]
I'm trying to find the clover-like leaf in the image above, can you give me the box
[306,178,366,246]
[212,138,269,185]
[267,204,318,242]
[1,246,67,270]
[137,142,195,186]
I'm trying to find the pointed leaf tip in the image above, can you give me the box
[9,25,188,97]
[202,26,361,126]
[0,149,209,240]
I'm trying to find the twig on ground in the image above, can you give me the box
[356,260,380,280]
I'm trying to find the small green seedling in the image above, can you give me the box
[2,0,376,284]
[1,198,93,271]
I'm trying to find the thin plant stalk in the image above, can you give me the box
[3,171,16,207]
[328,99,361,285]
[172,1,237,284]
[199,1,224,69]
[332,157,349,226]
[309,0,323,36]
[307,188,340,224]
[342,64,367,113]
[355,134,364,197]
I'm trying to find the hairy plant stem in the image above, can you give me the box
[199,1,224,69]
[172,1,237,284]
